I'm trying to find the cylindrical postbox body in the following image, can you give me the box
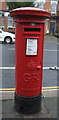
[10,7,50,114]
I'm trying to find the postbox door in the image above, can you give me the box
[15,23,44,97]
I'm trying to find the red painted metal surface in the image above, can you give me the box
[10,7,50,97]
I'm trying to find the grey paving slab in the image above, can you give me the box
[43,97,57,110]
[43,97,57,118]
[0,115,2,120]
[42,90,57,97]
[49,110,57,118]
[0,100,2,120]
[2,99,52,119]
[2,93,14,100]
[2,100,24,118]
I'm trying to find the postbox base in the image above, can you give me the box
[14,93,42,114]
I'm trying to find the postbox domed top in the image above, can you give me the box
[10,7,50,18]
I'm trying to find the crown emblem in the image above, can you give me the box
[27,60,36,70]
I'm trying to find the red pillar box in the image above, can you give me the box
[10,7,50,114]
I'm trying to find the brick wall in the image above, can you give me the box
[4,16,8,29]
[0,1,2,11]
[2,2,7,10]
[44,1,52,13]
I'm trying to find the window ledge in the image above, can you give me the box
[7,26,15,29]
[51,12,56,14]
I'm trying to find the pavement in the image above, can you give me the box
[0,89,58,120]
[0,35,59,120]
